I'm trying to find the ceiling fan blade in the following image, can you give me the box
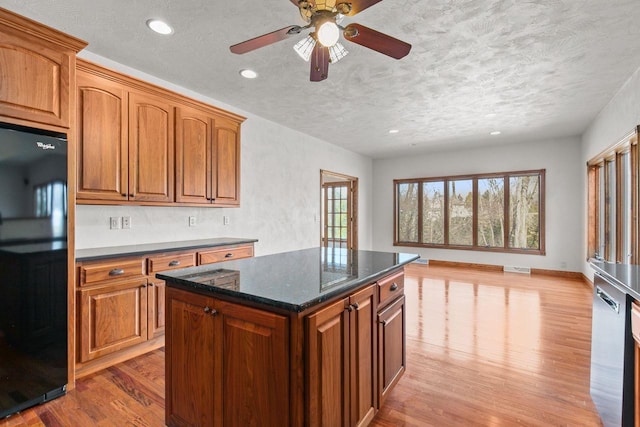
[310,44,329,82]
[339,0,383,16]
[343,23,411,59]
[230,25,302,54]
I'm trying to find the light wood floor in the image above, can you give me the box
[1,265,603,426]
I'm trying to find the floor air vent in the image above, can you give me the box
[504,265,531,274]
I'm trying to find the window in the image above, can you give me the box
[394,170,545,254]
[323,182,349,249]
[587,127,639,263]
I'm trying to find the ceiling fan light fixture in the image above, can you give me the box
[317,21,340,47]
[328,42,348,63]
[294,36,317,62]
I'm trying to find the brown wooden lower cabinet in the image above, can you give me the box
[78,277,148,362]
[307,284,377,427]
[377,295,406,407]
[165,270,405,427]
[75,243,254,377]
[166,287,289,427]
[147,279,166,339]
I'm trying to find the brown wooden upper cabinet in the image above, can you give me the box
[76,70,128,201]
[176,106,241,206]
[0,8,86,130]
[128,90,175,203]
[76,67,174,203]
[76,59,244,207]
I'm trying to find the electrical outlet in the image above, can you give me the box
[122,216,131,229]
[110,217,121,230]
[223,216,229,225]
[189,216,196,227]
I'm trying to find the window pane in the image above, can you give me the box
[607,161,616,261]
[448,179,473,246]
[478,178,504,248]
[508,175,540,250]
[621,153,632,262]
[398,182,419,242]
[422,181,444,244]
[598,165,605,258]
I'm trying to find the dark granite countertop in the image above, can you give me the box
[157,247,420,312]
[0,240,67,255]
[590,260,640,300]
[75,237,258,262]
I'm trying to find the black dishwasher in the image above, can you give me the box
[590,272,634,426]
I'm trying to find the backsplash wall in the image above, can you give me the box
[74,52,373,257]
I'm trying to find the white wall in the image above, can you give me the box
[371,137,584,272]
[581,66,640,277]
[74,52,373,256]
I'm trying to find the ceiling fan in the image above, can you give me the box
[229,0,412,82]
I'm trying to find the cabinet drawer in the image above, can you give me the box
[632,302,640,343]
[378,270,404,309]
[197,245,254,265]
[79,258,145,286]
[148,252,196,273]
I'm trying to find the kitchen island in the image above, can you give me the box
[157,247,419,427]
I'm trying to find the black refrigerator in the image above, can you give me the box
[0,123,68,419]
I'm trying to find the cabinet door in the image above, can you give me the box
[307,297,350,427]
[349,284,377,427]
[377,295,406,407]
[76,71,128,201]
[218,300,289,427]
[175,106,212,204]
[0,26,73,128]
[128,91,175,202]
[78,278,148,362]
[166,287,218,427]
[148,279,166,339]
[212,116,240,206]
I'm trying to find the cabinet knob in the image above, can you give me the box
[168,260,181,266]
[109,268,124,276]
[225,253,234,258]
[380,320,388,327]
[121,193,127,198]
[390,283,399,291]
[352,303,359,310]
[129,194,135,198]
[204,306,218,316]
[140,284,147,288]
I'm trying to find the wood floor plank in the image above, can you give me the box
[0,265,603,426]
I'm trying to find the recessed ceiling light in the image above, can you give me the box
[490,131,501,136]
[239,69,258,79]
[389,129,400,134]
[146,19,173,35]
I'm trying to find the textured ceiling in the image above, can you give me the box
[2,0,640,158]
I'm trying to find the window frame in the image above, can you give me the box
[587,127,639,264]
[394,169,546,255]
